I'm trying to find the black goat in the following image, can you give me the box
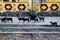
[50,21,57,26]
[23,18,30,22]
[1,18,13,23]
[1,18,7,23]
[34,18,38,22]
[38,17,44,21]
[29,14,38,22]
[18,17,29,22]
[7,18,13,22]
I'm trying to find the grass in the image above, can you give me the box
[0,24,26,27]
[0,24,60,27]
[40,25,60,27]
[0,24,38,27]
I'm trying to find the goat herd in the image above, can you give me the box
[0,15,58,26]
[0,15,44,23]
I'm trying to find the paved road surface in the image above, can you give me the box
[0,27,60,33]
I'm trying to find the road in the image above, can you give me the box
[0,27,60,33]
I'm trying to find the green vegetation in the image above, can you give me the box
[41,25,60,27]
[0,24,38,27]
[0,24,60,27]
[28,9,37,14]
